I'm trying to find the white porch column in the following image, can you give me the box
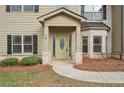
[75,26,82,64]
[42,26,50,64]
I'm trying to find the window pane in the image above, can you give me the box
[11,5,21,12]
[94,12,102,20]
[24,5,34,12]
[82,37,88,53]
[13,45,21,53]
[94,5,102,12]
[93,36,102,44]
[83,46,88,52]
[93,45,101,52]
[13,36,22,44]
[84,5,93,12]
[24,45,32,53]
[83,39,88,45]
[84,12,93,20]
[24,36,32,44]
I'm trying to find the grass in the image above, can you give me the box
[0,70,124,87]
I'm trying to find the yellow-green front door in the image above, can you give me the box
[55,34,68,59]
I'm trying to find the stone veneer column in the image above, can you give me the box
[42,26,50,64]
[75,26,82,64]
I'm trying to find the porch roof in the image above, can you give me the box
[37,7,86,22]
[81,22,110,31]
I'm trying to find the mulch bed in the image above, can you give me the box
[0,64,52,73]
[74,58,124,72]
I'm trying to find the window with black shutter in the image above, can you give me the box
[6,5,39,13]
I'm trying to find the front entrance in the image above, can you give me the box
[55,34,68,59]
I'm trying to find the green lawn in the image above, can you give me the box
[0,70,124,87]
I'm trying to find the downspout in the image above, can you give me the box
[120,5,123,59]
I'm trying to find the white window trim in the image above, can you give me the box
[93,36,102,53]
[10,5,35,12]
[12,35,33,55]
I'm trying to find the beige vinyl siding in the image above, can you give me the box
[69,6,81,15]
[45,13,80,26]
[0,5,81,55]
[112,6,121,53]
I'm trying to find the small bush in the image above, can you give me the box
[20,56,42,66]
[1,58,18,66]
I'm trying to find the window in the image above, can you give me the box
[12,35,33,54]
[10,5,35,12]
[11,5,22,12]
[12,35,22,53]
[84,5,103,21]
[23,5,35,12]
[23,35,33,53]
[93,36,102,52]
[82,36,88,53]
[56,5,68,9]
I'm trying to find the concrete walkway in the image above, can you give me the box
[52,61,124,83]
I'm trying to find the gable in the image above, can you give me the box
[45,13,80,26]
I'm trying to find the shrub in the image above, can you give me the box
[1,58,18,66]
[20,56,42,66]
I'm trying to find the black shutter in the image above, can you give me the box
[7,35,12,54]
[81,5,84,16]
[6,5,10,12]
[33,35,38,54]
[103,5,106,19]
[35,5,39,13]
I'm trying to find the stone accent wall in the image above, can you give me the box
[42,52,50,64]
[75,51,82,64]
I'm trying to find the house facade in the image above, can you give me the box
[0,5,115,64]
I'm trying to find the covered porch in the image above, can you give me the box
[37,8,86,64]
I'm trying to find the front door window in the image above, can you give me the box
[60,37,64,50]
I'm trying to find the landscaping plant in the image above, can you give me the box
[20,56,42,66]
[0,58,18,66]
